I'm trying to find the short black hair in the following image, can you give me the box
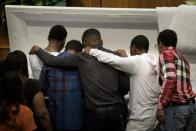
[130,35,149,52]
[65,40,83,53]
[82,28,101,44]
[157,29,177,48]
[48,25,67,41]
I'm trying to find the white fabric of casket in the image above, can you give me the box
[170,5,196,54]
[156,5,196,54]
[156,7,177,32]
[156,5,196,61]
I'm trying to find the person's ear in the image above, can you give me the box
[158,41,163,48]
[100,39,103,46]
[158,41,164,54]
[133,46,139,54]
[159,40,164,46]
[83,40,87,47]
[132,45,135,50]
[48,36,51,41]
[85,39,87,44]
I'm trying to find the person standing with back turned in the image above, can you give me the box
[156,29,196,131]
[29,25,67,79]
[39,40,84,131]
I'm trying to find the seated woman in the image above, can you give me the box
[0,71,37,131]
[3,50,52,131]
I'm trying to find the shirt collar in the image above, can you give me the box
[164,46,176,52]
[166,46,176,50]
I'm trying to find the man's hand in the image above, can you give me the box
[83,46,92,54]
[115,49,128,57]
[29,45,41,55]
[156,109,165,123]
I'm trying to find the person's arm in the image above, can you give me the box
[89,48,137,74]
[157,52,176,122]
[115,49,128,57]
[35,48,78,68]
[32,91,53,131]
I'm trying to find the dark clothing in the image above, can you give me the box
[36,47,129,109]
[24,78,43,131]
[35,46,129,131]
[56,129,83,131]
[0,60,5,78]
[40,52,84,130]
[85,104,126,131]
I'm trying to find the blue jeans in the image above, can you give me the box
[161,103,196,131]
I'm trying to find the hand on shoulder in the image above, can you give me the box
[83,46,92,54]
[115,49,128,57]
[29,45,41,55]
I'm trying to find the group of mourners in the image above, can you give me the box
[0,25,195,131]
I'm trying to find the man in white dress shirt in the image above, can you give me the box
[84,35,160,131]
[29,25,67,79]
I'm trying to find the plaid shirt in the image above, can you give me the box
[158,47,196,110]
[40,52,84,130]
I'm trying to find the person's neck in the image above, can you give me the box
[67,49,76,55]
[137,50,146,55]
[45,41,60,52]
[161,45,173,52]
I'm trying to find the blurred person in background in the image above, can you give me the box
[3,50,53,131]
[0,71,37,131]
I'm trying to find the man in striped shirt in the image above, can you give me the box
[156,29,196,131]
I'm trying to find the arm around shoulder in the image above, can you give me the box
[36,48,78,68]
[90,49,137,74]
[33,91,53,131]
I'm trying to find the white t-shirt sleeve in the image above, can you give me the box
[90,49,138,74]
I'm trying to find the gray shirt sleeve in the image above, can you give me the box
[35,48,78,68]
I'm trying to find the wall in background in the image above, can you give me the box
[72,0,186,7]
[0,30,9,60]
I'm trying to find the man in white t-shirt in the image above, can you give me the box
[29,25,67,79]
[84,35,160,131]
